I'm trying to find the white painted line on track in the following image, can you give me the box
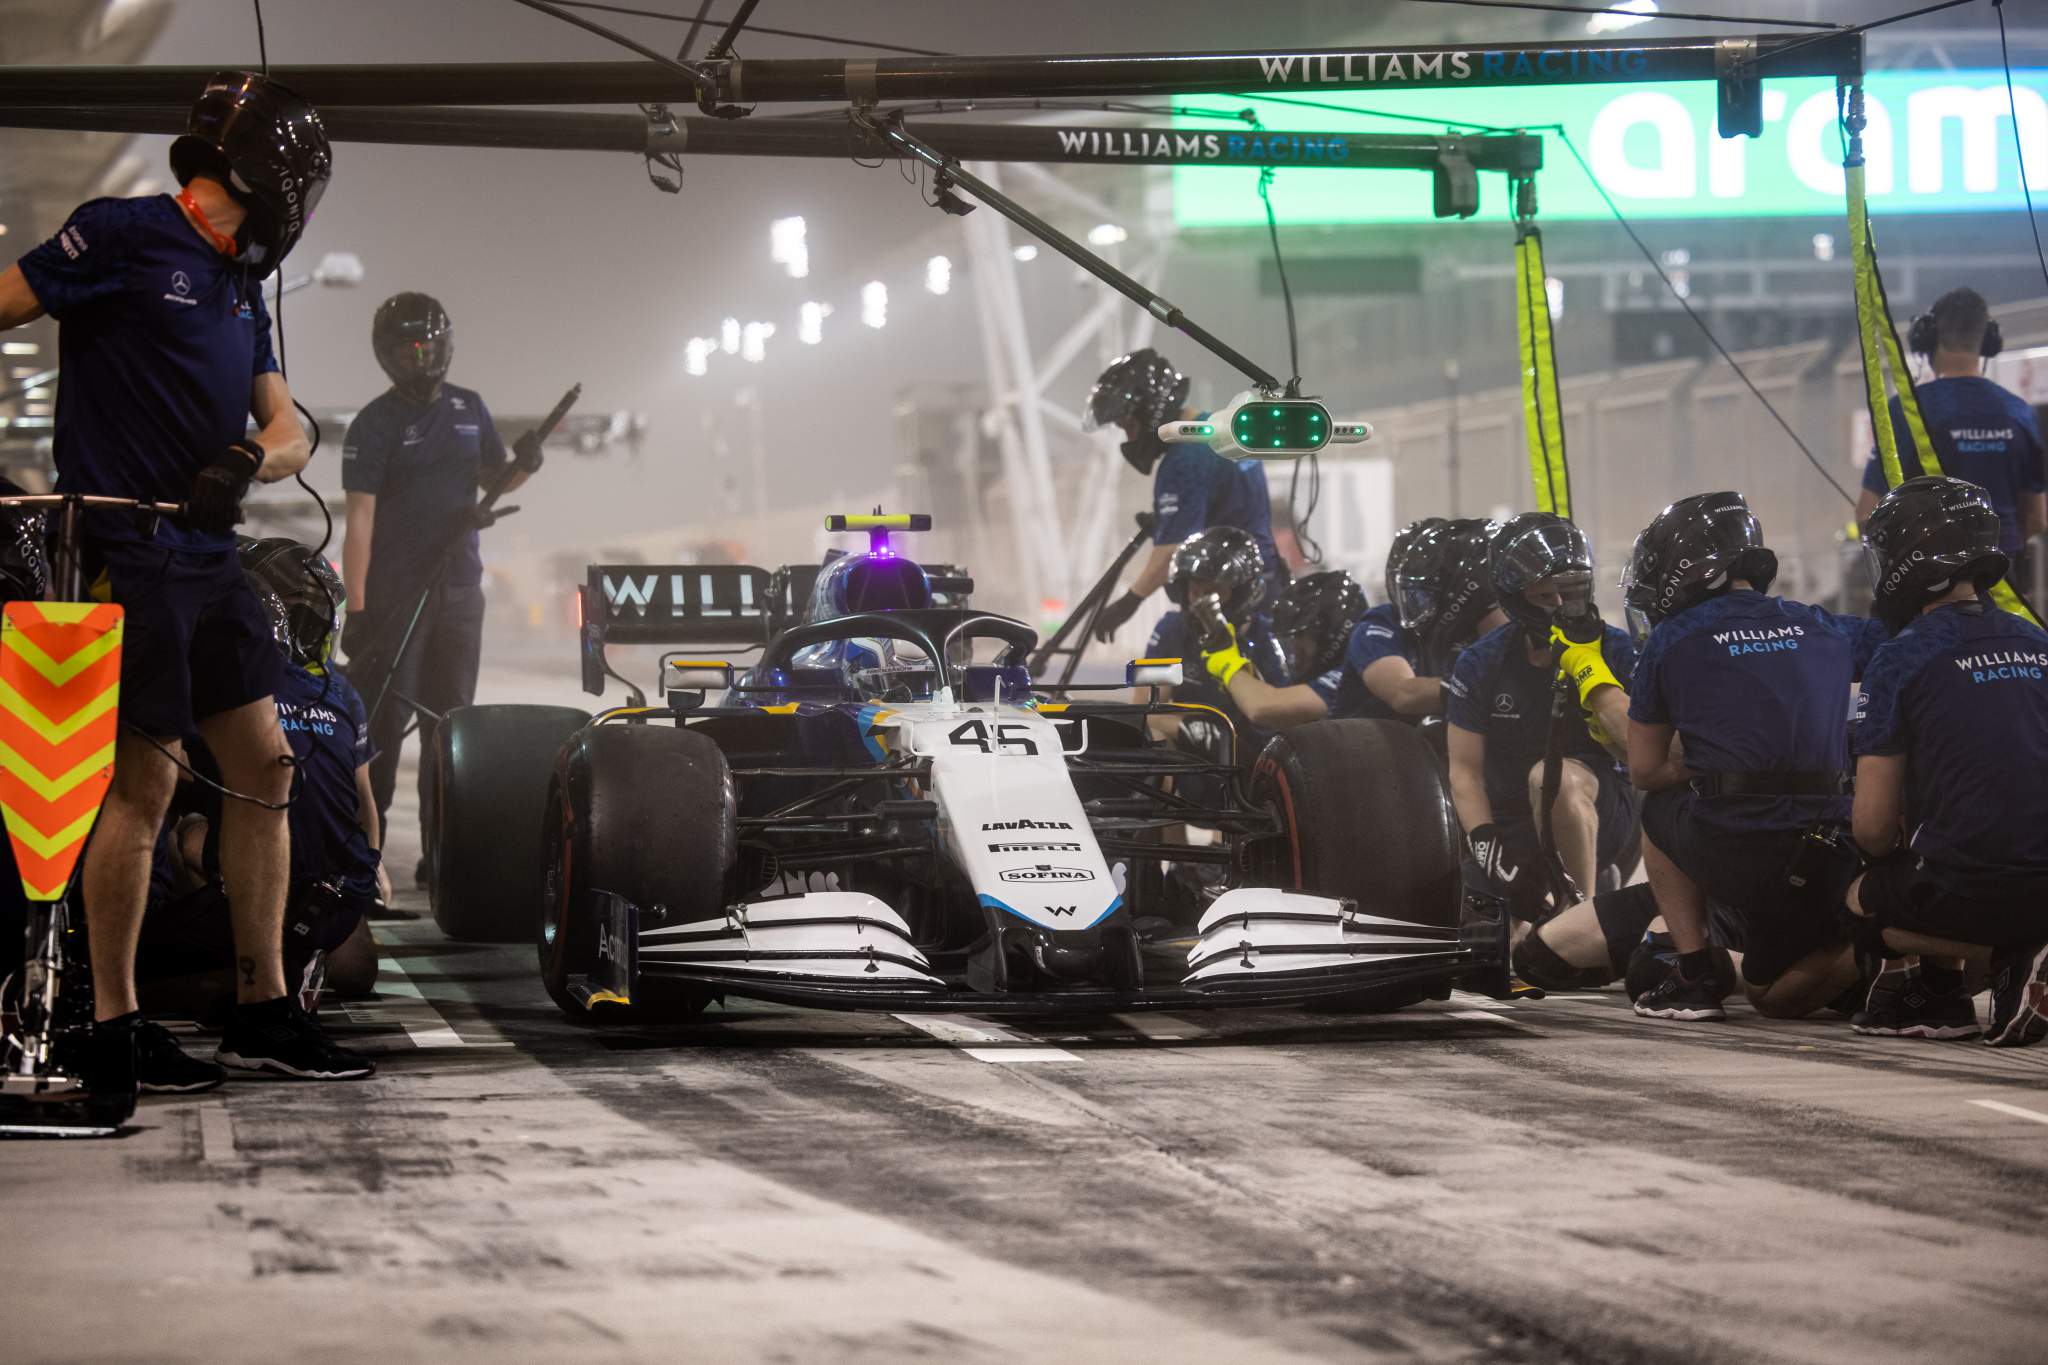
[895,1013,1080,1062]
[1448,1009,1526,1026]
[198,1102,235,1165]
[1970,1098,2048,1126]
[1112,1012,1203,1042]
[1451,990,1517,1009]
[369,952,514,1048]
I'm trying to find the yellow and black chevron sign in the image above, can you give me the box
[0,602,123,902]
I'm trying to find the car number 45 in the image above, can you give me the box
[948,719,1038,755]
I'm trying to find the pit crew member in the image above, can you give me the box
[1855,287,2044,568]
[1622,492,1887,1023]
[138,538,386,1037]
[1845,477,2048,1047]
[341,292,536,885]
[1083,349,1284,647]
[1446,514,1639,921]
[0,71,369,1089]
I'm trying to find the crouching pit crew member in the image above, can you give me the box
[1623,492,1888,1023]
[1204,568,1368,729]
[1846,477,2048,1047]
[0,71,371,1091]
[1446,514,1640,923]
[1083,348,1285,647]
[138,538,387,1031]
[341,291,535,887]
[1166,527,1286,738]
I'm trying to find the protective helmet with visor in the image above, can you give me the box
[169,71,331,280]
[1270,570,1368,679]
[1489,513,1595,637]
[1084,348,1191,477]
[237,536,345,670]
[372,292,453,403]
[1167,526,1271,645]
[1861,476,2010,632]
[1384,516,1447,610]
[1619,491,1777,645]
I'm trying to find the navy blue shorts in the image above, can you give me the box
[1641,786,1845,986]
[86,537,283,738]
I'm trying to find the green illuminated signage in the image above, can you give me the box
[1172,69,2048,225]
[1233,401,1329,453]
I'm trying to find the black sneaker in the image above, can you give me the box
[1632,961,1727,1021]
[81,1017,140,1106]
[1854,976,1980,1040]
[1986,942,2048,1049]
[134,1020,227,1093]
[216,1002,376,1080]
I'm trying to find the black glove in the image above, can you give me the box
[1092,590,1144,643]
[1554,602,1605,646]
[512,430,545,475]
[185,439,263,536]
[1467,822,1527,897]
[341,610,380,664]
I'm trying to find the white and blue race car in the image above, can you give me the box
[432,515,1508,1021]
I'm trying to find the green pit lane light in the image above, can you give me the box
[1157,395,1373,461]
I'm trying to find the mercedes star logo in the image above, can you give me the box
[171,270,191,296]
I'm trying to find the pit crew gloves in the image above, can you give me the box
[1093,590,1144,643]
[512,429,545,475]
[1468,822,1526,897]
[1202,624,1253,687]
[1550,623,1622,708]
[340,610,379,663]
[186,439,264,536]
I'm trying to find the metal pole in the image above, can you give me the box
[1445,358,1462,517]
[0,36,1863,107]
[0,103,1543,173]
[865,117,1283,391]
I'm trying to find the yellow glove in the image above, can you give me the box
[1202,624,1253,686]
[1583,706,1616,749]
[1551,625,1622,707]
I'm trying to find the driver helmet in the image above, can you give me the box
[1489,512,1596,637]
[1862,476,2010,632]
[237,535,344,669]
[1165,526,1271,634]
[1269,570,1368,680]
[1084,348,1190,477]
[1619,491,1776,645]
[169,71,331,280]
[373,292,452,404]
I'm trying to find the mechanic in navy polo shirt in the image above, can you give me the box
[1620,493,1888,1025]
[1081,349,1285,650]
[1219,518,1509,730]
[1846,477,2048,1048]
[340,292,534,884]
[1446,514,1638,923]
[1855,288,2044,564]
[0,73,371,1090]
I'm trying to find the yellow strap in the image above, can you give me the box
[1514,230,1570,518]
[1846,156,2039,625]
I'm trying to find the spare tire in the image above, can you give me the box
[432,704,590,942]
[540,722,737,1022]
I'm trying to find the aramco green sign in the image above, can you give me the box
[1171,69,2048,225]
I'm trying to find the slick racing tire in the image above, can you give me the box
[432,704,590,943]
[540,722,736,1023]
[1249,719,1462,1012]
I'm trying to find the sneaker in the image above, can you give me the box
[1986,942,2048,1048]
[80,1017,140,1105]
[216,1002,376,1080]
[134,1020,227,1093]
[1632,961,1727,1021]
[1854,975,1980,1040]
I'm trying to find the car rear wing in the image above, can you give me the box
[579,563,774,697]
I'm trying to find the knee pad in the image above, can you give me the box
[1512,929,1614,991]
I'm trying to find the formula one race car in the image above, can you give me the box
[432,515,1508,1021]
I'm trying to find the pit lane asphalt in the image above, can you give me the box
[7,665,2047,1364]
